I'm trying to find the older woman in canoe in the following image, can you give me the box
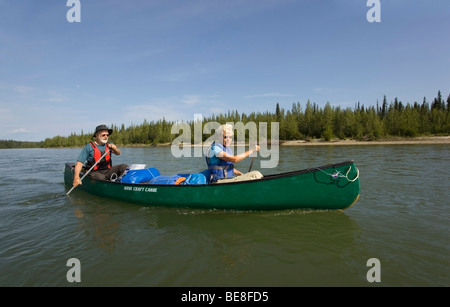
[205,124,262,183]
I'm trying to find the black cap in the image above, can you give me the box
[93,124,113,137]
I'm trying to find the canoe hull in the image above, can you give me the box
[64,161,360,211]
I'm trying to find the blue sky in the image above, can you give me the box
[1,0,449,141]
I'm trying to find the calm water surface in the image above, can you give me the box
[0,145,448,286]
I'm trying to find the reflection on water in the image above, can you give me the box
[121,207,364,286]
[70,197,123,252]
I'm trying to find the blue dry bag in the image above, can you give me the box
[120,168,160,184]
[148,175,186,185]
[177,170,209,185]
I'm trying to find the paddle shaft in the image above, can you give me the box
[248,156,255,172]
[66,148,110,195]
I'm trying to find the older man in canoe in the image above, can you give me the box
[72,124,128,187]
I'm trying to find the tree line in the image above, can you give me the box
[2,91,449,149]
[0,140,44,149]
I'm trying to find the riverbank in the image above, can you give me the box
[122,136,450,148]
[5,136,447,149]
[280,136,450,146]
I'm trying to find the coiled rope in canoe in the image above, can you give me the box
[317,165,360,182]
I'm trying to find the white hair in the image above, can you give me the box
[215,124,234,141]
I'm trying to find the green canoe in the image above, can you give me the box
[63,160,360,211]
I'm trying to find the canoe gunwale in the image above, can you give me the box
[64,160,360,210]
[64,160,356,187]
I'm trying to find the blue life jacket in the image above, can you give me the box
[205,142,234,182]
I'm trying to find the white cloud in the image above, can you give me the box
[0,82,68,103]
[313,87,341,93]
[123,103,186,124]
[208,107,225,115]
[0,82,34,94]
[13,85,35,94]
[11,128,29,134]
[121,94,225,125]
[42,91,68,103]
[182,95,201,105]
[244,92,293,99]
[158,72,191,82]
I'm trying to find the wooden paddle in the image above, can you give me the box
[66,149,109,195]
[248,156,255,172]
[248,143,257,172]
[248,142,256,173]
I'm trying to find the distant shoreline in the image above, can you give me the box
[3,136,448,149]
[124,135,450,147]
[280,136,450,146]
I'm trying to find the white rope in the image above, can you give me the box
[110,173,119,182]
[344,166,359,182]
[317,166,359,182]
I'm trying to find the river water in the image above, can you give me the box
[0,145,448,287]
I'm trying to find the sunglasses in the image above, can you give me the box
[223,136,233,140]
[100,134,109,137]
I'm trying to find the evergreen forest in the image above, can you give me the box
[1,91,449,149]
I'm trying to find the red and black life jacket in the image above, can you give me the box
[86,141,111,170]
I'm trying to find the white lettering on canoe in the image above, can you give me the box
[123,186,157,193]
